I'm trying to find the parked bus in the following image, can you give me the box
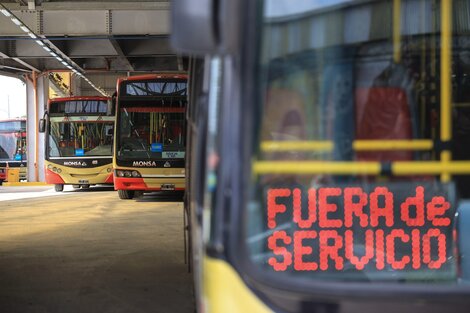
[113,74,188,199]
[172,0,470,312]
[39,96,114,192]
[0,118,26,184]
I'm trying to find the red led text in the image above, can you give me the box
[266,186,451,272]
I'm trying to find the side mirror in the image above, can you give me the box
[39,111,48,133]
[38,118,46,133]
[170,0,240,55]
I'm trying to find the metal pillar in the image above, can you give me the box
[26,73,47,182]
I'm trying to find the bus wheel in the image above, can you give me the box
[72,184,80,189]
[118,190,134,199]
[81,184,90,189]
[55,184,64,192]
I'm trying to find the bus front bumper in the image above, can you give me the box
[113,176,185,191]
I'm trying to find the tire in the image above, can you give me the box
[55,184,64,192]
[118,189,134,199]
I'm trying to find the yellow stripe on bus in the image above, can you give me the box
[253,161,470,175]
[253,161,381,175]
[261,140,433,152]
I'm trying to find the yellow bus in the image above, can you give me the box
[173,0,470,312]
[40,96,114,192]
[113,74,188,199]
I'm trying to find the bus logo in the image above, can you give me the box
[64,161,87,167]
[164,161,171,168]
[132,161,157,167]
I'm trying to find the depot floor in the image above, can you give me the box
[0,186,194,313]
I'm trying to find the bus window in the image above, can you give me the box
[245,0,468,289]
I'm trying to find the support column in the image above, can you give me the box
[26,73,47,182]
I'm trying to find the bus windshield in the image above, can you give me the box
[244,0,470,285]
[47,98,114,158]
[117,109,186,160]
[48,118,114,158]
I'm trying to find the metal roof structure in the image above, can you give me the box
[0,1,183,82]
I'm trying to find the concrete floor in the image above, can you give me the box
[0,187,194,313]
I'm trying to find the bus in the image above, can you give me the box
[113,74,188,200]
[0,118,27,184]
[172,0,470,312]
[40,96,114,192]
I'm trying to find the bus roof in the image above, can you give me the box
[0,118,26,122]
[48,96,110,105]
[116,73,188,85]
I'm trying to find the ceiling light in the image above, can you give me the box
[11,17,21,26]
[0,9,11,17]
[1,5,107,98]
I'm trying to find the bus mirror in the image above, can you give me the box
[38,119,46,133]
[170,0,240,55]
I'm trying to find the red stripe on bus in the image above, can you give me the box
[45,169,65,184]
[123,107,185,113]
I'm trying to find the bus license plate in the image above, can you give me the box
[79,180,89,184]
[161,184,175,191]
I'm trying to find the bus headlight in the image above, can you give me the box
[116,170,125,177]
[107,168,112,173]
[57,168,62,173]
[116,170,141,178]
[47,164,53,170]
[53,167,58,172]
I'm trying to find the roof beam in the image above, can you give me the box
[108,38,134,71]
[0,7,169,36]
[0,50,39,72]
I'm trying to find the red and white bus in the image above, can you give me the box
[113,74,188,199]
[40,96,114,191]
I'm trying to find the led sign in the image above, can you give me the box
[266,185,455,274]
